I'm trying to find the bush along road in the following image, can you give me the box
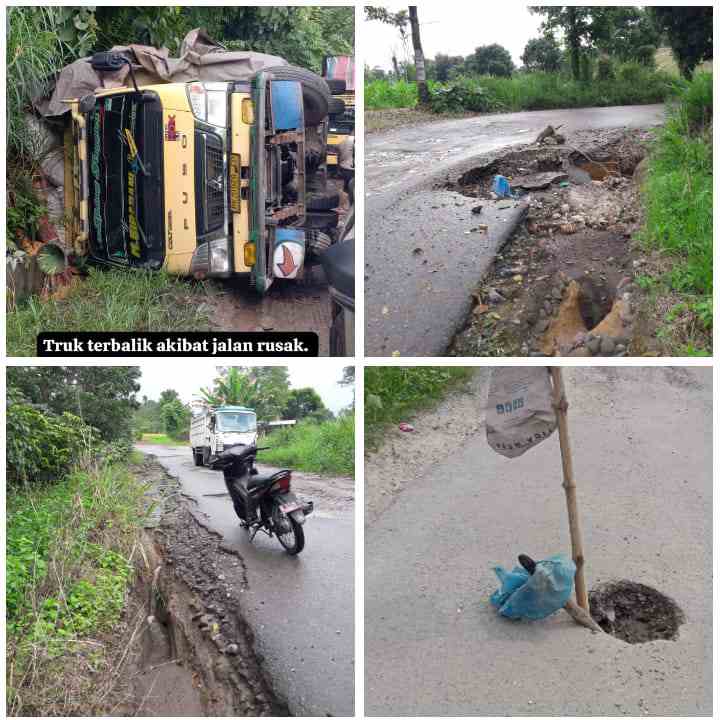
[136,443,355,717]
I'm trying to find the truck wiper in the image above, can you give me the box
[118,128,149,177]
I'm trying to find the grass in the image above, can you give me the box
[7,267,211,356]
[262,415,354,476]
[7,453,149,716]
[366,65,680,113]
[139,433,188,446]
[636,72,712,355]
[365,367,475,448]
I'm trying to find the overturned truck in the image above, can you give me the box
[39,29,345,293]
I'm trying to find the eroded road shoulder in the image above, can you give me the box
[138,444,354,717]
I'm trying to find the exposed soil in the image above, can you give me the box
[590,581,685,645]
[365,370,487,524]
[103,457,288,716]
[365,108,468,134]
[445,128,664,357]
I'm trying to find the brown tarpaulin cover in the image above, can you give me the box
[35,28,287,117]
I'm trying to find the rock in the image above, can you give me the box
[552,287,564,301]
[543,300,553,315]
[615,344,627,353]
[40,148,65,188]
[568,346,592,357]
[560,203,570,214]
[510,171,569,191]
[471,204,483,214]
[487,289,505,304]
[587,336,601,355]
[225,643,240,655]
[600,336,616,355]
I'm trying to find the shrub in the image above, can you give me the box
[6,405,95,485]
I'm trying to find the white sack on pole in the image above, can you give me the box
[486,368,557,458]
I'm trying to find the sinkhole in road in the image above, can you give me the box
[589,581,685,644]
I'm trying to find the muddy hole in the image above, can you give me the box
[589,581,685,644]
[576,278,615,330]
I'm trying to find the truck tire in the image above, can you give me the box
[324,78,347,95]
[265,65,330,126]
[307,190,340,211]
[328,97,346,116]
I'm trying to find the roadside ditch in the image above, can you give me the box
[105,456,288,716]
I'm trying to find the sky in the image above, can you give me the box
[364,4,544,70]
[136,363,354,414]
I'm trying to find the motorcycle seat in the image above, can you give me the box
[247,470,288,490]
[320,236,354,299]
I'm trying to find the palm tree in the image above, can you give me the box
[200,368,254,406]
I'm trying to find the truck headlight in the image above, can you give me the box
[209,237,230,275]
[187,82,227,127]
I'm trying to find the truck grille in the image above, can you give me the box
[195,130,226,238]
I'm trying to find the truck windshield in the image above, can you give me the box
[216,412,257,432]
[85,92,165,268]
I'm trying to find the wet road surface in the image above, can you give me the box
[365,105,666,356]
[138,444,354,717]
[365,367,712,715]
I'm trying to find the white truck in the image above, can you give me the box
[190,404,258,466]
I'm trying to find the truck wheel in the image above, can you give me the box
[324,78,347,95]
[265,65,330,126]
[307,190,340,211]
[328,97,346,116]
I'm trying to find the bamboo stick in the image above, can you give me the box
[550,367,590,611]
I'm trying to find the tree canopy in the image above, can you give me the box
[651,6,713,79]
[469,44,515,78]
[522,37,563,73]
[7,367,140,441]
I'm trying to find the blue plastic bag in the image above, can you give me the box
[491,554,576,620]
[491,174,515,198]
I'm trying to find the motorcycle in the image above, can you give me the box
[321,205,354,356]
[210,443,313,555]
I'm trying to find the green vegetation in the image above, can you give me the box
[6,369,149,715]
[366,65,680,113]
[637,72,712,354]
[7,268,210,356]
[365,367,474,447]
[140,432,188,446]
[7,6,352,339]
[262,414,354,476]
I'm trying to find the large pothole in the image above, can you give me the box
[446,127,654,357]
[589,581,685,644]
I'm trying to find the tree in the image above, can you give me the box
[365,6,429,105]
[200,367,254,407]
[7,367,140,441]
[199,367,290,420]
[651,6,713,79]
[595,7,660,66]
[522,36,563,72]
[283,388,331,422]
[248,367,291,420]
[408,7,430,107]
[431,53,465,82]
[469,44,514,77]
[162,399,191,441]
[159,389,180,406]
[530,6,606,80]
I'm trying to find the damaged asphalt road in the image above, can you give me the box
[365,368,712,716]
[138,444,354,717]
[365,104,666,357]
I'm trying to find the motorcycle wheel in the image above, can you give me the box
[273,506,305,555]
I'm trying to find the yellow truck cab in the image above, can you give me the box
[64,55,334,293]
[322,56,354,169]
